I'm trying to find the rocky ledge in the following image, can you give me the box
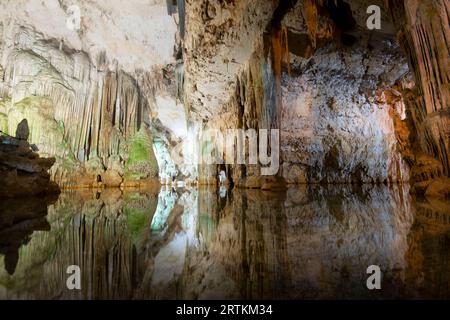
[0,120,60,198]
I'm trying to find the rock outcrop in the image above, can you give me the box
[0,121,60,197]
[385,0,450,197]
[178,0,449,196]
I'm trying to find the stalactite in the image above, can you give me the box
[386,0,450,178]
[270,27,291,81]
[303,0,319,49]
[175,61,184,102]
[0,190,158,299]
[0,39,161,187]
[178,0,186,40]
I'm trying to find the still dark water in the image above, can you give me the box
[0,185,450,299]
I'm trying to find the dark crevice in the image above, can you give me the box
[268,0,299,32]
[325,0,356,31]
[325,0,358,46]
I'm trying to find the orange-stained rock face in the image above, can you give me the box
[386,0,450,180]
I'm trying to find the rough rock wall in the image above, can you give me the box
[189,0,412,186]
[183,0,278,120]
[383,0,450,195]
[0,189,158,299]
[0,0,448,192]
[0,29,157,188]
[279,34,410,184]
[0,0,182,188]
[0,132,60,198]
[0,0,177,73]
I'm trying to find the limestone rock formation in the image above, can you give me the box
[15,119,29,140]
[0,196,54,275]
[385,0,450,195]
[0,0,179,188]
[0,0,448,197]
[0,121,60,197]
[183,0,411,187]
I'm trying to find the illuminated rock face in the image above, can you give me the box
[0,0,178,188]
[183,0,279,120]
[0,0,177,73]
[181,0,448,192]
[279,36,410,184]
[186,1,412,186]
[0,0,448,194]
[0,41,160,188]
[386,0,450,195]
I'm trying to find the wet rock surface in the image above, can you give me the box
[387,0,450,177]
[0,128,60,198]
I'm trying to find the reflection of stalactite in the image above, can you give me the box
[265,25,291,137]
[239,191,291,299]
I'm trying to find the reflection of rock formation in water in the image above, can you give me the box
[139,185,417,299]
[140,187,199,299]
[0,3,170,188]
[405,198,450,299]
[1,186,450,299]
[0,197,55,275]
[1,1,448,194]
[282,185,413,299]
[0,189,158,299]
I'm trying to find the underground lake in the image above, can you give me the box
[1,185,449,300]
